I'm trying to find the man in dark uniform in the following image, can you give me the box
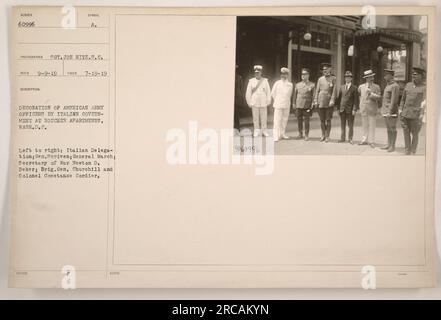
[335,71,359,144]
[399,67,426,155]
[292,68,315,140]
[380,69,400,152]
[396,80,406,106]
[313,63,337,142]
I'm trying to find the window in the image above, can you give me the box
[293,30,332,50]
[385,44,407,81]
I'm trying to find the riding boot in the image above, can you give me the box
[388,131,396,153]
[381,130,391,150]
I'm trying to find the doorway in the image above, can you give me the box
[291,50,331,83]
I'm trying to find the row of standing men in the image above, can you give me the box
[234,63,426,154]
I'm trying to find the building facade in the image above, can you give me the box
[236,15,427,96]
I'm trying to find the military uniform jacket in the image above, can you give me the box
[358,82,381,116]
[314,75,337,108]
[245,77,271,108]
[336,83,359,113]
[400,81,426,119]
[381,81,400,116]
[293,80,315,109]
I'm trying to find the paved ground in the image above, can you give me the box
[238,112,425,155]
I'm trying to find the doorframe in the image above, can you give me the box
[287,30,344,88]
[287,44,334,83]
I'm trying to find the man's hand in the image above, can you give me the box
[366,89,372,98]
[352,109,357,116]
[329,101,334,107]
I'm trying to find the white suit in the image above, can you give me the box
[271,79,293,139]
[245,77,271,133]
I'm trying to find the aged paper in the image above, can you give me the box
[8,6,437,288]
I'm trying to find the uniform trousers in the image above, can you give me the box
[273,108,290,138]
[296,108,312,136]
[317,107,333,138]
[401,116,421,153]
[384,115,398,132]
[251,106,267,132]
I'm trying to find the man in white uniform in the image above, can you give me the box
[271,67,293,142]
[245,65,271,137]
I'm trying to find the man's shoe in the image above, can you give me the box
[381,144,390,150]
[358,141,368,145]
[369,143,375,148]
[349,140,354,144]
[297,134,304,140]
[387,146,395,153]
[282,134,290,140]
[262,131,269,137]
[325,137,330,143]
[320,136,325,142]
[304,136,309,141]
[253,130,260,138]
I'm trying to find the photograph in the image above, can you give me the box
[234,15,427,155]
[3,4,438,296]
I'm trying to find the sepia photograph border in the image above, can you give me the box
[7,5,438,288]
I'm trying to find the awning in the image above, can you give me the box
[355,28,423,43]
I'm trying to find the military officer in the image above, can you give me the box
[399,67,426,155]
[245,65,272,137]
[396,80,406,106]
[358,69,381,148]
[313,63,337,142]
[380,69,400,152]
[271,67,293,142]
[292,68,315,140]
[335,71,359,144]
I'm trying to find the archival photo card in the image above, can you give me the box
[7,6,437,288]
